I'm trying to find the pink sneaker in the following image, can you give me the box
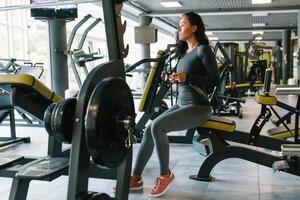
[112,177,143,192]
[149,172,175,198]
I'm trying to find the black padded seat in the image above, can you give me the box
[0,74,62,120]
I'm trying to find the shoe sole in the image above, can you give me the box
[148,176,176,198]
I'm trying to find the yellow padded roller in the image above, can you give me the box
[267,124,299,139]
[0,74,62,102]
[255,92,277,105]
[138,50,164,112]
[252,83,264,87]
[200,116,236,133]
[270,131,298,140]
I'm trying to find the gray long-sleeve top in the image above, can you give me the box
[177,44,219,106]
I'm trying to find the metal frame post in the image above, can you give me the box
[47,19,68,156]
[102,0,127,61]
[297,11,300,84]
[282,30,291,84]
[8,179,30,200]
[276,41,282,84]
[139,15,152,88]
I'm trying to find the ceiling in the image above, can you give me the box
[126,0,300,41]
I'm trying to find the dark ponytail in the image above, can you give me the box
[175,12,209,59]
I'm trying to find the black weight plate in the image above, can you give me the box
[52,98,77,144]
[85,77,135,169]
[44,103,56,136]
[50,100,64,142]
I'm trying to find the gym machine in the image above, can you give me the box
[268,85,300,141]
[0,60,45,147]
[0,1,133,200]
[211,42,245,118]
[219,40,265,97]
[0,58,31,74]
[271,86,300,172]
[67,14,104,88]
[273,144,300,173]
[248,60,268,84]
[190,69,300,182]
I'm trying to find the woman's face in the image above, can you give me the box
[178,15,197,41]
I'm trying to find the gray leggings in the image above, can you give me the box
[133,104,211,176]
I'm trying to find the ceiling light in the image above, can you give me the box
[252,0,272,4]
[206,31,213,36]
[252,13,269,17]
[252,23,266,27]
[252,31,264,35]
[255,36,263,40]
[161,1,183,8]
[209,37,219,41]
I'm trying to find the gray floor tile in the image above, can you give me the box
[204,191,259,200]
[259,184,300,200]
[258,165,300,186]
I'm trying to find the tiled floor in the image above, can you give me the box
[0,92,300,199]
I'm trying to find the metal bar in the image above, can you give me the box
[269,106,294,137]
[295,111,299,143]
[48,20,68,98]
[115,149,132,200]
[144,6,300,17]
[298,11,300,85]
[8,179,30,200]
[126,56,169,73]
[138,15,151,89]
[48,20,68,156]
[191,145,292,181]
[210,39,281,42]
[78,18,102,50]
[69,59,82,88]
[276,86,300,95]
[282,30,291,84]
[102,0,122,60]
[0,0,99,12]
[197,127,296,151]
[67,14,92,50]
[9,109,16,139]
[0,137,30,148]
[207,26,297,32]
[0,58,31,62]
[276,100,298,113]
[0,123,43,128]
[215,43,232,66]
[210,30,284,33]
[218,95,246,103]
[134,112,152,139]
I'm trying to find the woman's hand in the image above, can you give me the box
[169,72,187,83]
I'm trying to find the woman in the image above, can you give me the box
[129,12,219,198]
